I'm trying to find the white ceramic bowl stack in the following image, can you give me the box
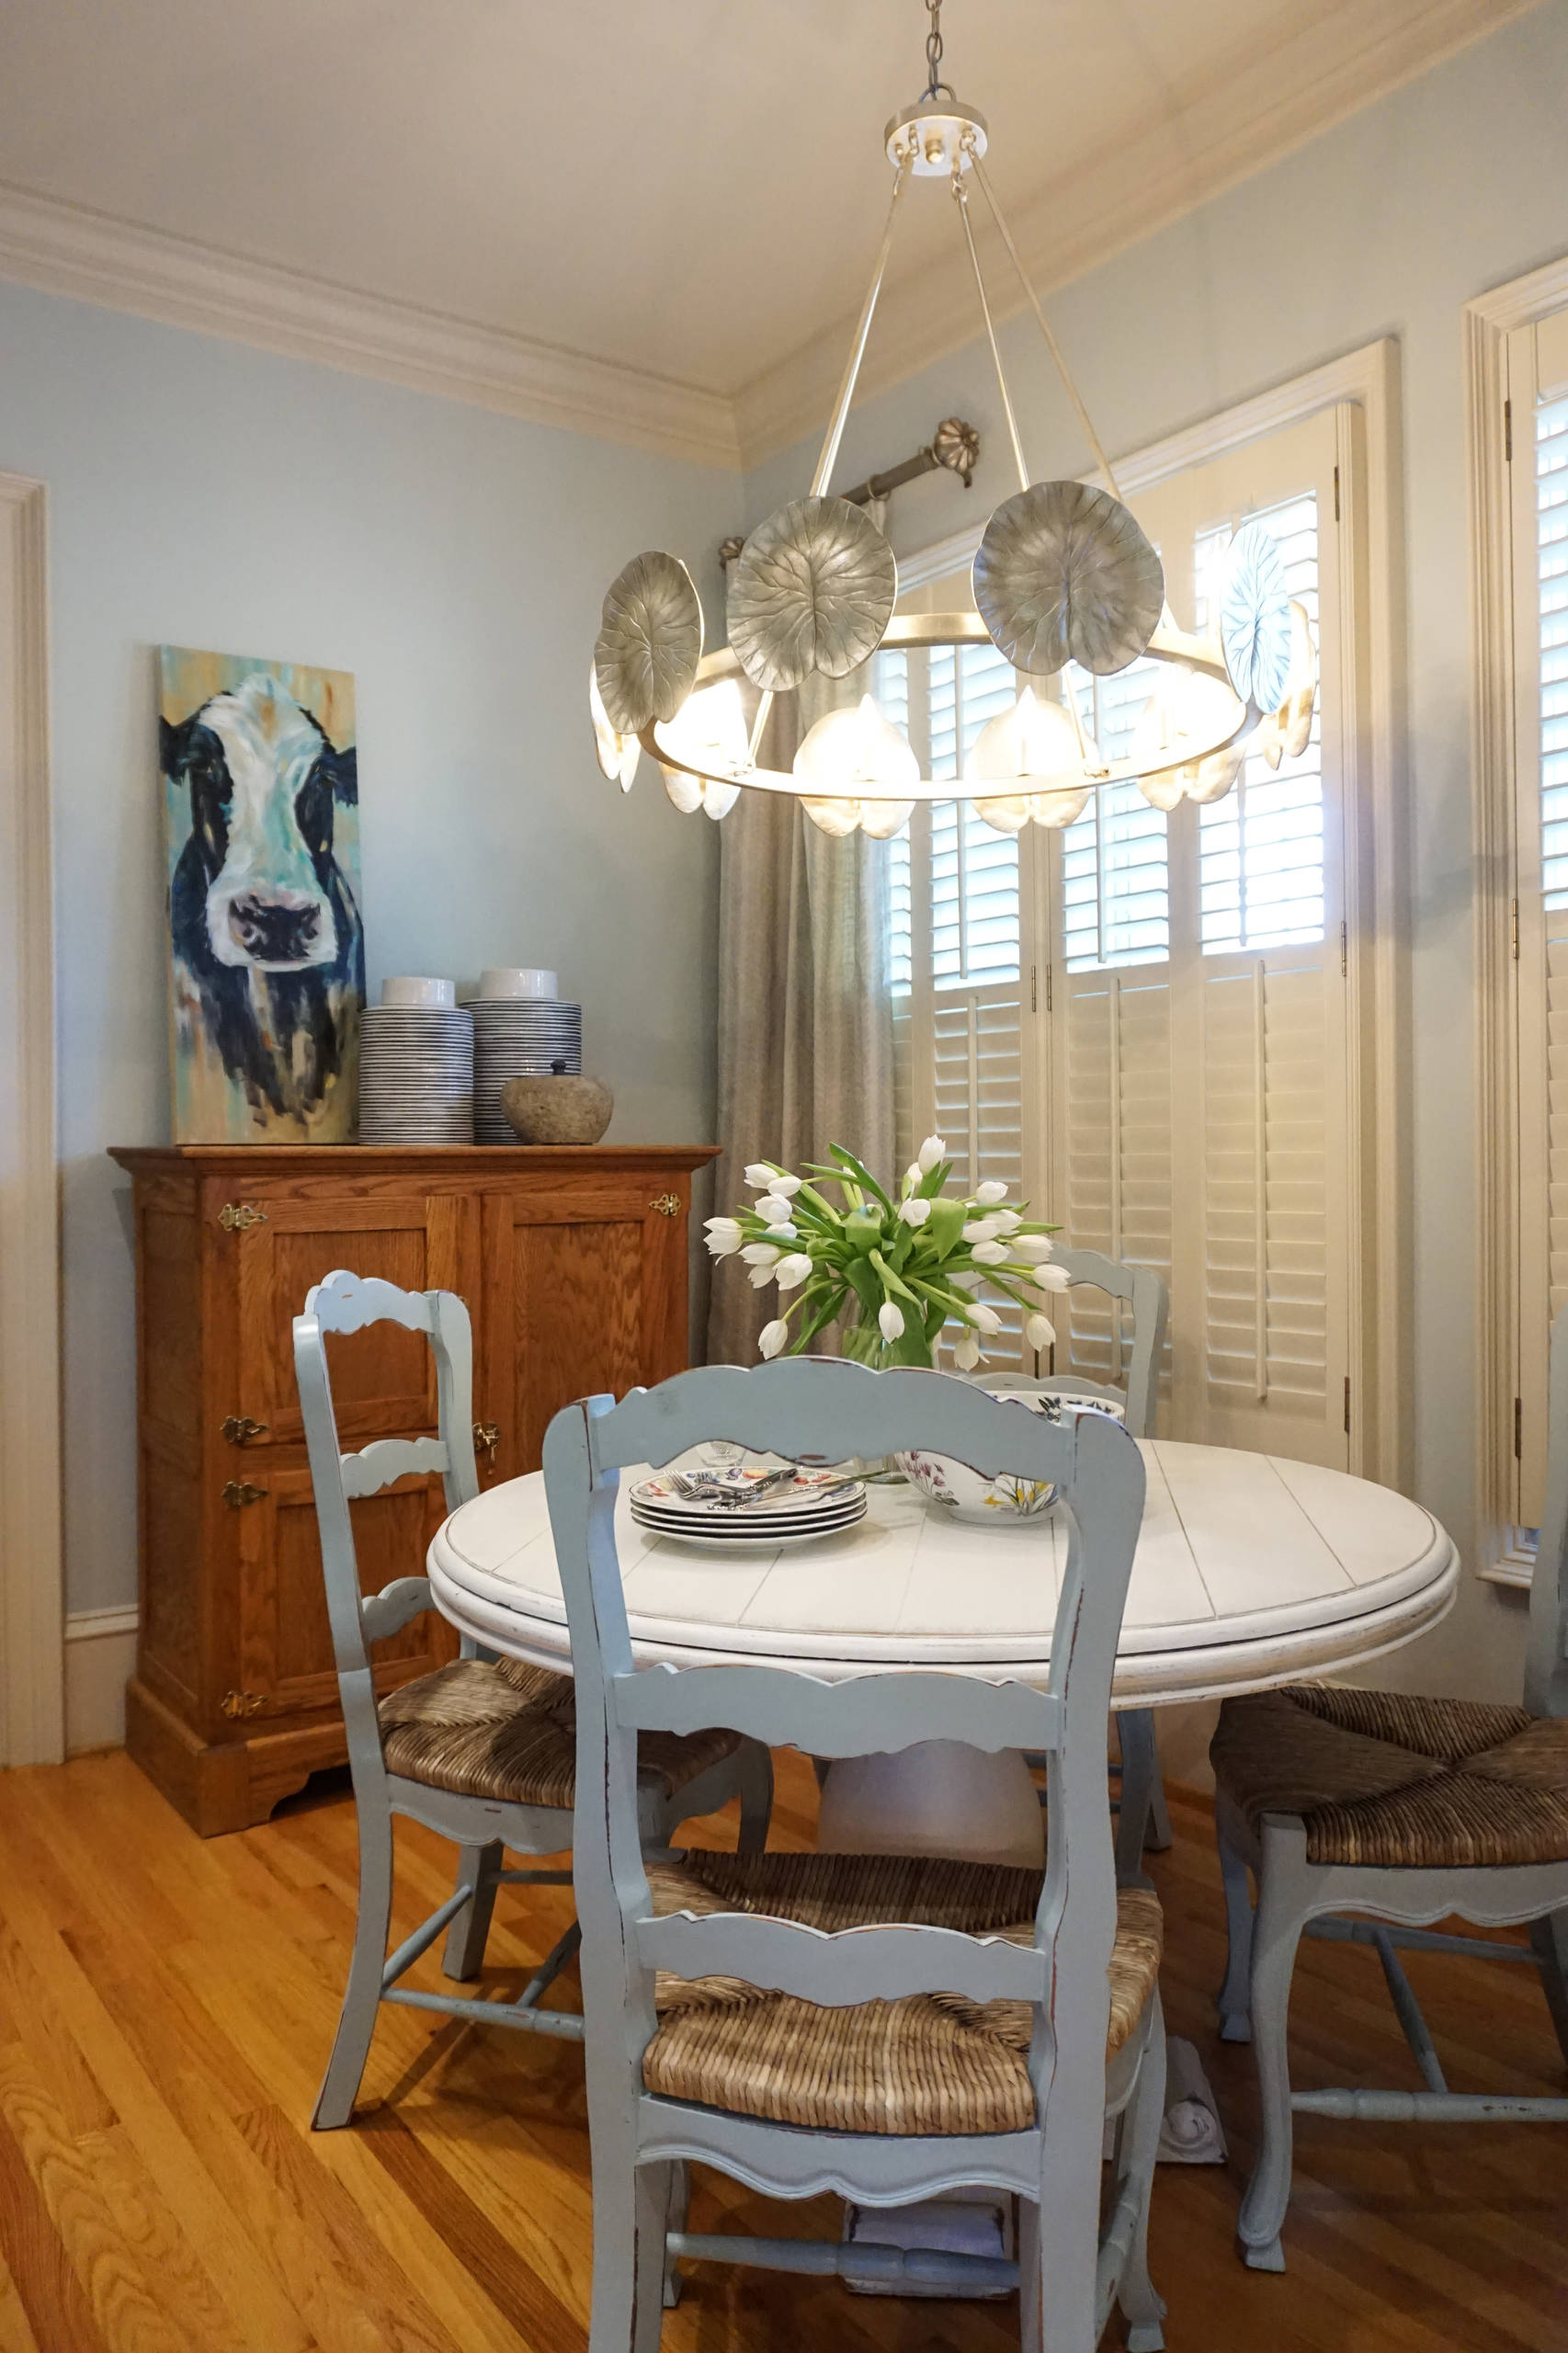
[472,968,583,1142]
[358,978,474,1144]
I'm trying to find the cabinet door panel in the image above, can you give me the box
[233,1463,455,1722]
[221,1187,480,1445]
[486,1176,691,1476]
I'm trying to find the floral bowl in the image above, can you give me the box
[894,1387,1125,1524]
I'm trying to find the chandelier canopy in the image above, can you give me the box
[589,2,1316,838]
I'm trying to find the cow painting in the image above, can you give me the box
[158,649,364,1142]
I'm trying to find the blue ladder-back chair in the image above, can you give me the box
[987,1245,1171,1883]
[293,1269,772,2131]
[1210,1302,1568,2269]
[546,1358,1168,2353]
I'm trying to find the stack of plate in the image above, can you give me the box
[630,1467,867,1550]
[472,1000,583,1141]
[358,1004,474,1143]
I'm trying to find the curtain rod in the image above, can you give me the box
[718,416,980,570]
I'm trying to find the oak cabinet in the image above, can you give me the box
[109,1144,715,1833]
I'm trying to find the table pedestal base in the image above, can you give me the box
[815,1741,1045,1870]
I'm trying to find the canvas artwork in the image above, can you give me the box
[159,647,364,1142]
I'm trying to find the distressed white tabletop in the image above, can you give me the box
[428,1440,1459,1708]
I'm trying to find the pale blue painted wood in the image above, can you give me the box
[546,1357,1167,2353]
[292,1269,771,2131]
[1214,1299,1568,2269]
[617,1659,1062,1754]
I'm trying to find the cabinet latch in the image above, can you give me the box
[222,1480,267,1509]
[651,1193,682,1218]
[473,1420,500,1465]
[220,1690,267,1719]
[221,1415,269,1446]
[218,1202,268,1232]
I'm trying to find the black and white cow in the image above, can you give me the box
[162,675,363,1122]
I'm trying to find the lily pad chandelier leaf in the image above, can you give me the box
[588,0,1314,835]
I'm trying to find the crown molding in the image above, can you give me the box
[0,181,742,473]
[734,0,1541,472]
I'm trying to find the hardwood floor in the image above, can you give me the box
[0,1745,1564,2351]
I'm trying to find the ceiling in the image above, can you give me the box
[0,0,1540,465]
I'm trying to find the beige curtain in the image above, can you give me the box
[705,677,896,1366]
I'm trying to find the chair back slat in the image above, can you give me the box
[546,1356,1144,2118]
[612,1663,1062,1757]
[310,1268,438,1337]
[1034,1246,1168,1441]
[1528,1302,1568,1717]
[341,1435,450,1500]
[637,1913,1046,2008]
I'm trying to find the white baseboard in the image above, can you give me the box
[63,1606,138,1755]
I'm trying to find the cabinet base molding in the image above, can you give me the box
[126,1677,351,1836]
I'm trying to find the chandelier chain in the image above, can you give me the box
[924,0,952,101]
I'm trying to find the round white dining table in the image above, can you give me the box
[427,1438,1459,1869]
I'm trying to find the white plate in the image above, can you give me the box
[630,1512,868,1552]
[630,1498,867,1537]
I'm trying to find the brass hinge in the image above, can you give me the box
[1512,896,1521,960]
[1340,920,1347,978]
[1505,398,1513,463]
[1344,1375,1351,1436]
[651,1193,682,1218]
[222,1480,266,1509]
[221,1415,268,1446]
[1333,463,1341,523]
[1516,1396,1524,1461]
[218,1202,267,1233]
[1030,963,1037,1013]
[220,1690,267,1720]
[472,1420,500,1465]
[1045,963,1054,1013]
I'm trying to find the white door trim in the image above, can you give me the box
[0,472,64,1766]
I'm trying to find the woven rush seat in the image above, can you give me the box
[378,1658,742,1811]
[1211,1683,1568,1869]
[639,1849,1163,2136]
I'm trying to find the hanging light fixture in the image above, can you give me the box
[589,0,1314,834]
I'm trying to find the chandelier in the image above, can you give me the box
[588,1,1317,840]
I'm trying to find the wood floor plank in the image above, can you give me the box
[0,2101,108,2353]
[0,2248,43,2353]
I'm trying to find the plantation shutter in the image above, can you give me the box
[1509,305,1568,1521]
[1046,407,1351,1461]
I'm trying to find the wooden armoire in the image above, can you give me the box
[109,1143,716,1834]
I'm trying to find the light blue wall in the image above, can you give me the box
[744,5,1568,1707]
[0,279,737,1615]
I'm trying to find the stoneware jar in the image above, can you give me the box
[501,1063,613,1144]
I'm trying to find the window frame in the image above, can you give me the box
[1468,256,1568,1586]
[893,339,1403,1479]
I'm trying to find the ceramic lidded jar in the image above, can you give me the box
[500,1060,614,1144]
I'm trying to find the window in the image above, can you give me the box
[1499,295,1568,1527]
[888,381,1381,1456]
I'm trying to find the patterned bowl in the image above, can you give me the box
[895,1387,1125,1524]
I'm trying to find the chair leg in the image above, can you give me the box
[1116,1711,1165,1881]
[1026,2140,1103,2353]
[588,2151,667,2353]
[1528,1908,1568,2073]
[313,1798,395,2130]
[736,1741,774,1854]
[442,1839,503,1982]
[662,2161,690,2309]
[1236,1864,1307,2271]
[1215,1813,1256,2044]
[1117,1995,1168,2352]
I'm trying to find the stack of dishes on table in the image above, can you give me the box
[358,978,474,1143]
[631,1463,868,1549]
[471,967,583,1142]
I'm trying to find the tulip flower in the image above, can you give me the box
[899,1197,932,1227]
[767,1173,803,1197]
[904,1162,924,1192]
[878,1300,905,1344]
[953,1328,983,1372]
[1010,1234,1056,1263]
[761,1222,799,1243]
[774,1252,813,1290]
[962,1217,1001,1244]
[994,1208,1023,1233]
[1035,1263,1073,1292]
[974,1180,1009,1205]
[917,1135,946,1174]
[969,1303,1003,1335]
[758,1319,788,1358]
[741,1241,781,1268]
[756,1192,794,1224]
[971,1240,1008,1265]
[704,1217,743,1257]
[1026,1312,1056,1353]
[744,1163,779,1188]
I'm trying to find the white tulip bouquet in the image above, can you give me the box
[706,1136,1065,1370]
